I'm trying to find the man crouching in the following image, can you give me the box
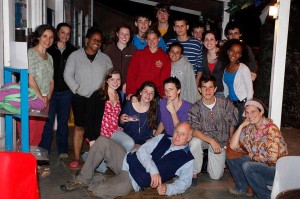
[61,122,194,198]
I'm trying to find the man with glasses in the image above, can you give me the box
[187,75,238,186]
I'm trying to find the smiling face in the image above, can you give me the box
[169,45,183,62]
[227,44,242,64]
[86,33,102,53]
[135,17,151,35]
[38,29,54,49]
[172,123,192,146]
[140,86,155,103]
[199,80,216,101]
[117,27,130,46]
[244,105,264,125]
[204,33,218,50]
[57,26,71,43]
[164,83,180,101]
[146,33,160,50]
[107,73,121,90]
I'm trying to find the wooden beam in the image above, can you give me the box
[129,0,201,16]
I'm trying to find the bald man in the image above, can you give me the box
[61,122,194,198]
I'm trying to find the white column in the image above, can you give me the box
[3,0,14,67]
[90,0,93,26]
[42,0,47,24]
[84,15,89,36]
[55,0,64,26]
[77,11,83,48]
[269,0,291,128]
[218,0,230,40]
[0,1,4,82]
[2,0,15,146]
[30,0,43,29]
[0,0,5,146]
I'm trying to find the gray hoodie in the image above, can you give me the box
[171,55,198,103]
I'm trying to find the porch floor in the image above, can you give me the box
[38,127,300,199]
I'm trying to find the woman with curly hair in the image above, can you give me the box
[17,24,55,147]
[219,39,253,125]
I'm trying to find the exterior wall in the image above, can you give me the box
[0,0,4,147]
[94,2,135,44]
[1,0,15,148]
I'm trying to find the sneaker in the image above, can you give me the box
[191,178,198,187]
[60,178,87,191]
[228,188,254,197]
[59,153,69,159]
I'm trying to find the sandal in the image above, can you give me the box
[38,166,50,178]
[70,161,79,168]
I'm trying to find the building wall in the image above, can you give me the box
[94,2,135,44]
[0,0,4,147]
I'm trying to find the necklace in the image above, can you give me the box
[138,112,147,134]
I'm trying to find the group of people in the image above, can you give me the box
[22,2,288,199]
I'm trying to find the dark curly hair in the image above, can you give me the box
[219,39,248,67]
[31,24,55,47]
[224,21,243,37]
[199,74,217,88]
[86,26,103,39]
[167,42,184,55]
[135,81,160,130]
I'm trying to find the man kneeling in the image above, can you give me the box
[61,122,194,198]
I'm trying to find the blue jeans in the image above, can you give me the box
[227,156,275,199]
[82,131,134,173]
[39,90,72,154]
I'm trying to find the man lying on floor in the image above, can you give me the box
[61,122,194,198]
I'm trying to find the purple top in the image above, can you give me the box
[160,98,192,136]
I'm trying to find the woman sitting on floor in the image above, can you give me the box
[227,99,288,199]
[83,68,132,171]
[120,81,160,152]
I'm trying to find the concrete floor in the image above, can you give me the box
[38,128,300,199]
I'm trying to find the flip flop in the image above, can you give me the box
[70,161,79,168]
